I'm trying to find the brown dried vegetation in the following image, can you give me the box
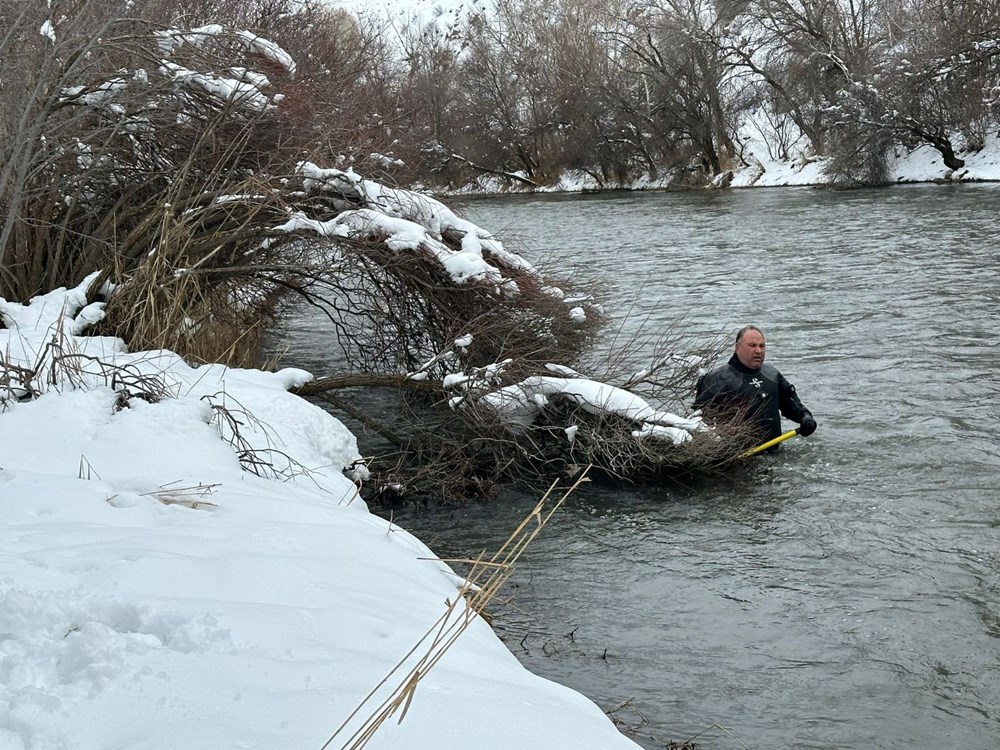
[1,0,755,503]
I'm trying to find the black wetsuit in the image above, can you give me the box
[694,354,811,442]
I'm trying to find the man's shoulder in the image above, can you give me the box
[700,361,741,387]
[700,362,727,380]
[759,363,783,381]
[707,357,739,374]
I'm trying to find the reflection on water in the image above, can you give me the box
[272,185,1000,749]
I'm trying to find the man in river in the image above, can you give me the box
[694,325,816,444]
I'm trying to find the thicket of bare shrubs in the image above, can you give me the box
[0,0,770,503]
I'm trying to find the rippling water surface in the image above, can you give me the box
[275,185,1000,749]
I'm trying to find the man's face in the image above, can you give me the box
[735,330,766,370]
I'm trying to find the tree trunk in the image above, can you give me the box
[933,137,965,171]
[909,126,965,170]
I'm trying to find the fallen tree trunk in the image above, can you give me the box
[291,373,440,397]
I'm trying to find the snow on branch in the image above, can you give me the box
[461,374,706,446]
[155,25,297,77]
[272,162,564,289]
[58,25,294,117]
[159,61,274,111]
[234,30,297,77]
[295,162,535,274]
[273,208,510,286]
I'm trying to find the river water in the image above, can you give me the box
[274,185,1000,749]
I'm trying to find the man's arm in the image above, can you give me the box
[777,374,817,435]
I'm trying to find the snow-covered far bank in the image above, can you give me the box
[730,132,1000,189]
[441,133,1000,196]
[0,281,642,750]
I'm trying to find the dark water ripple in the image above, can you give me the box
[276,185,1000,749]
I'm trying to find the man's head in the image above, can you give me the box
[735,325,766,370]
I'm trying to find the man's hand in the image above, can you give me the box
[799,412,817,437]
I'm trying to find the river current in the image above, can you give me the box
[274,185,1000,749]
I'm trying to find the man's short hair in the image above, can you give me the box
[736,325,764,344]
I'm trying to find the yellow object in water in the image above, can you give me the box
[740,428,800,458]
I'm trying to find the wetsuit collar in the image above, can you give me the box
[729,353,760,375]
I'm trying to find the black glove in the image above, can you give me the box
[799,412,817,437]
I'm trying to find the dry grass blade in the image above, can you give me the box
[141,482,221,511]
[320,469,591,750]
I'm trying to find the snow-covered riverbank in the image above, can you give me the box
[733,133,1000,188]
[453,133,1000,195]
[0,279,641,750]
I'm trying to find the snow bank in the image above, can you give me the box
[0,283,641,750]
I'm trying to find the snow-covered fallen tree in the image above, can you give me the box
[411,341,754,485]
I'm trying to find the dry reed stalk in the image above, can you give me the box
[144,482,220,511]
[319,470,591,750]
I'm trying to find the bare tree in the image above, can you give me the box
[732,0,894,163]
[605,0,748,180]
[878,0,1000,163]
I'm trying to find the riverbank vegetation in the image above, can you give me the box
[374,0,1000,190]
[0,0,770,504]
